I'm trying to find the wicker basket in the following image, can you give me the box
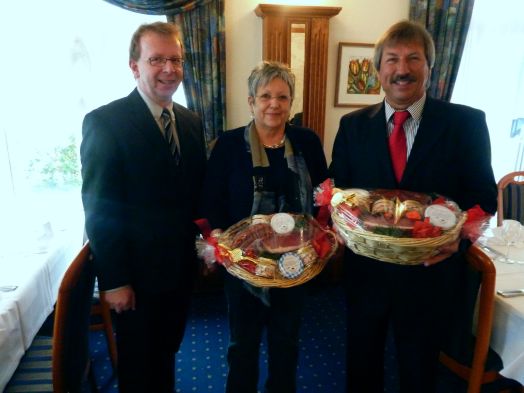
[332,210,467,265]
[216,214,338,288]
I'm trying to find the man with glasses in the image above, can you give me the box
[81,21,206,392]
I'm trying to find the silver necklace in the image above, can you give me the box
[263,135,286,149]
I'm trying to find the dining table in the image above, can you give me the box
[0,227,83,391]
[479,236,524,384]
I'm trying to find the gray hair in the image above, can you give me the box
[373,20,435,71]
[247,61,295,100]
[129,22,183,62]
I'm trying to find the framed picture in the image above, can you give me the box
[335,42,384,107]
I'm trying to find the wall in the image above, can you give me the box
[224,0,409,162]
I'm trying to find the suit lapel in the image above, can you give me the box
[126,89,186,171]
[126,89,168,152]
[372,106,393,171]
[172,104,186,153]
[173,104,197,168]
[402,98,446,182]
[367,103,398,184]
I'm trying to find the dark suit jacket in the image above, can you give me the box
[81,88,207,293]
[330,97,498,352]
[330,97,497,214]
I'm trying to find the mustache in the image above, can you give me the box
[392,74,416,83]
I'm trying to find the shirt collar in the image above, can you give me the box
[384,93,426,123]
[136,86,172,121]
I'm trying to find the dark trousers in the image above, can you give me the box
[224,274,306,393]
[114,287,192,393]
[344,252,464,393]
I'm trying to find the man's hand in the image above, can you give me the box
[201,262,217,277]
[102,286,136,313]
[423,238,460,267]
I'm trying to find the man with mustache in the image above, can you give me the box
[329,20,497,392]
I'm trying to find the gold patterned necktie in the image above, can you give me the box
[161,109,180,164]
[388,111,410,183]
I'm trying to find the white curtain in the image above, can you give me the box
[451,0,524,181]
[0,2,180,256]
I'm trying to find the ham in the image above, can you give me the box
[230,223,273,249]
[363,215,415,231]
[261,231,308,254]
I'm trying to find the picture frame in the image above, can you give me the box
[334,42,384,107]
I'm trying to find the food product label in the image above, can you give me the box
[424,204,457,229]
[270,213,295,234]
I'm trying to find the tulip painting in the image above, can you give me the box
[336,42,385,107]
[346,57,381,95]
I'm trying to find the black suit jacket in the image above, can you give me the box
[329,97,499,366]
[81,88,207,293]
[330,97,497,213]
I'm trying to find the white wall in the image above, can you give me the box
[224,0,409,162]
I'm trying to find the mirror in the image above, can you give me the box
[290,23,305,120]
[255,4,341,142]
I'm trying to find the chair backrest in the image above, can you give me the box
[497,171,524,226]
[52,241,96,393]
[439,245,497,393]
[464,245,497,393]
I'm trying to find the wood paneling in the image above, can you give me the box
[255,4,341,143]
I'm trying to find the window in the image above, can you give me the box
[0,2,185,255]
[451,0,524,181]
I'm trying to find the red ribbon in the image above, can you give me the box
[314,178,334,207]
[461,204,492,243]
[312,231,333,258]
[194,218,226,264]
[316,205,331,228]
[194,218,212,238]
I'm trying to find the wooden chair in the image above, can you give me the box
[497,171,524,226]
[52,242,117,392]
[439,245,498,393]
[52,242,96,392]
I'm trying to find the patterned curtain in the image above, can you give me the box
[104,0,226,146]
[410,0,475,101]
[170,0,226,144]
[103,0,210,15]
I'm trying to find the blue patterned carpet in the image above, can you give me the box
[7,283,521,393]
[5,285,347,393]
[170,284,347,393]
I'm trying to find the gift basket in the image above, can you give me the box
[196,213,338,288]
[315,180,471,265]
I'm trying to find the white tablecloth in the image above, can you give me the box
[0,254,54,349]
[0,230,82,391]
[491,258,524,384]
[0,299,24,392]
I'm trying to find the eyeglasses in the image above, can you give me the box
[148,57,184,68]
[255,94,291,103]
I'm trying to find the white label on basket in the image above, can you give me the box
[278,252,304,278]
[270,213,295,234]
[424,204,457,229]
[331,192,345,207]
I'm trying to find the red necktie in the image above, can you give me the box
[389,111,410,183]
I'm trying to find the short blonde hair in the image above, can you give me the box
[247,61,295,100]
